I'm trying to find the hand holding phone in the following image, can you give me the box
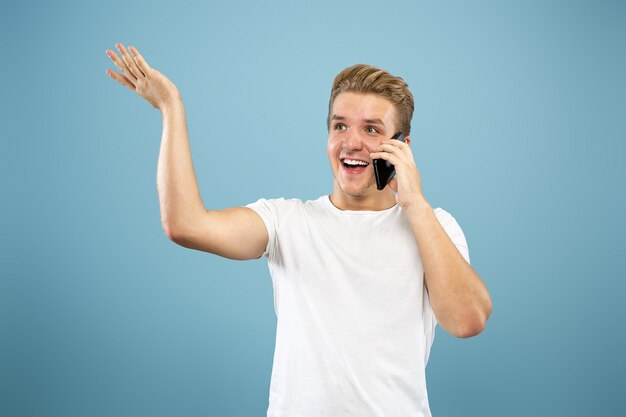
[373,132,405,190]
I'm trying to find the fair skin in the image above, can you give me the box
[106,43,267,260]
[106,43,492,337]
[326,92,399,211]
[328,92,491,337]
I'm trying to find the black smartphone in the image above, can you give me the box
[373,131,405,190]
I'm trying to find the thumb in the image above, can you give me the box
[388,175,398,192]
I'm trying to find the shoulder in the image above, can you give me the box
[433,207,453,222]
[432,206,468,241]
[433,207,471,263]
[245,196,326,221]
[432,207,466,234]
[247,196,326,210]
[246,197,301,207]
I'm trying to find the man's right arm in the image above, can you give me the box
[157,98,268,260]
[105,43,266,260]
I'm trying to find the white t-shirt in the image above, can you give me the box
[246,195,470,417]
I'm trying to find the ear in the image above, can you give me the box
[405,135,411,145]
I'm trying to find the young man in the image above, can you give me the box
[106,43,492,417]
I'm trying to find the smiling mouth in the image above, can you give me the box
[341,158,370,170]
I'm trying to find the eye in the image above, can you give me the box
[365,126,379,134]
[334,123,347,131]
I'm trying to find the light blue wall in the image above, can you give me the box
[2,1,625,416]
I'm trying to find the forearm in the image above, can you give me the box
[405,197,492,338]
[157,95,205,239]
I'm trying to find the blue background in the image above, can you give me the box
[2,0,625,416]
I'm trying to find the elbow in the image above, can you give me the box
[453,319,487,338]
[163,223,203,251]
[163,222,186,243]
[452,302,492,339]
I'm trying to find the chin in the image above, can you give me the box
[338,181,375,198]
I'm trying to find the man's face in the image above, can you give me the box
[327,92,398,201]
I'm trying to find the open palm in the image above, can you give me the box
[105,42,180,109]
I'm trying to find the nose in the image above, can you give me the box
[341,129,363,151]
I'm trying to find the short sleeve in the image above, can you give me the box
[245,198,297,260]
[245,198,279,259]
[433,208,471,264]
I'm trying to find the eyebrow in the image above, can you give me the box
[330,115,386,126]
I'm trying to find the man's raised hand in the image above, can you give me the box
[105,42,180,109]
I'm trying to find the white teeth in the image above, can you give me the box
[343,159,368,166]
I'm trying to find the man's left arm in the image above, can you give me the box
[371,139,493,338]
[404,200,492,338]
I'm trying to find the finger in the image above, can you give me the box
[369,151,401,166]
[381,139,412,157]
[388,176,398,192]
[382,139,410,150]
[128,45,150,77]
[374,143,414,164]
[105,68,137,91]
[376,143,403,153]
[106,48,138,84]
[115,43,140,81]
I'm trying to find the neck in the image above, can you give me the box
[329,187,397,211]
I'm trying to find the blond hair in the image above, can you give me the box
[327,64,414,135]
